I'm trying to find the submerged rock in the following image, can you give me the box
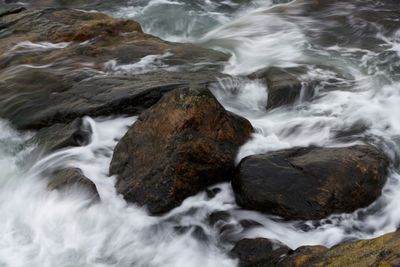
[232,145,389,220]
[231,238,292,267]
[249,67,314,110]
[48,168,98,197]
[0,8,228,130]
[29,118,92,155]
[110,86,253,214]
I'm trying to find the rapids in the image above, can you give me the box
[1,0,400,266]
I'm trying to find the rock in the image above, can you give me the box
[0,8,142,46]
[209,211,231,226]
[280,246,328,267]
[232,145,389,220]
[249,67,313,110]
[0,69,194,129]
[208,211,263,243]
[0,0,130,10]
[280,231,400,267]
[334,120,369,141]
[0,7,24,17]
[48,168,98,197]
[110,86,253,214]
[29,118,92,154]
[232,232,400,267]
[0,8,229,130]
[231,238,292,267]
[208,211,237,242]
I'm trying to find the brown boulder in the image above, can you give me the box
[232,145,389,220]
[110,86,253,214]
[0,8,142,46]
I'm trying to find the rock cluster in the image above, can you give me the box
[0,8,228,129]
[0,6,393,266]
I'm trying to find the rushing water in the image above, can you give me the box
[2,0,400,266]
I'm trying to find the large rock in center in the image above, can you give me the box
[110,86,253,214]
[232,145,389,220]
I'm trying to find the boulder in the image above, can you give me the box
[0,69,194,129]
[249,67,314,110]
[110,86,253,214]
[48,168,98,197]
[0,8,228,130]
[0,8,142,47]
[280,231,400,267]
[231,238,292,267]
[232,145,389,220]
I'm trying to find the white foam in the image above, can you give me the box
[103,52,173,75]
[9,41,71,52]
[200,9,307,75]
[0,117,235,267]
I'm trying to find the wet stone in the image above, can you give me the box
[231,238,292,267]
[110,86,253,214]
[249,67,314,110]
[48,168,98,198]
[233,144,389,220]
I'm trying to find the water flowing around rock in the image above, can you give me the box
[1,0,400,266]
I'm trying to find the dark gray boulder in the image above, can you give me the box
[231,238,292,267]
[232,145,389,220]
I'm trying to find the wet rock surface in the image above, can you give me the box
[232,231,400,267]
[231,238,292,267]
[0,8,228,130]
[233,145,389,220]
[110,86,253,214]
[29,118,92,155]
[0,0,131,10]
[48,168,98,197]
[280,231,400,267]
[249,67,314,109]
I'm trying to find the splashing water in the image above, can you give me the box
[0,117,237,267]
